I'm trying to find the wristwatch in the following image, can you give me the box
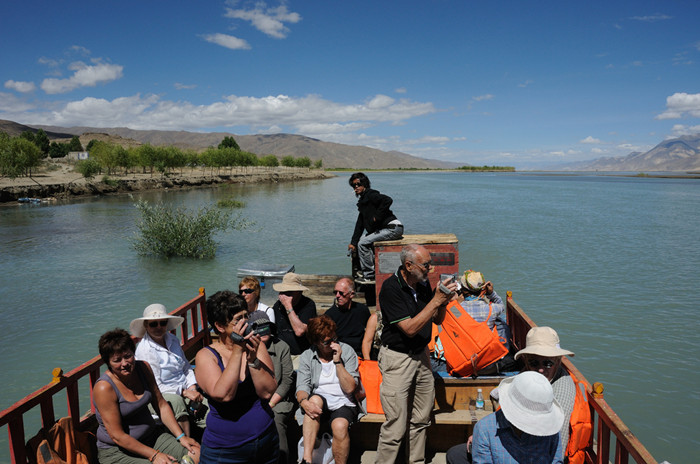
[285,308,293,315]
[248,358,262,369]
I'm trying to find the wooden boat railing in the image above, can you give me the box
[0,285,658,464]
[506,293,657,464]
[0,289,209,464]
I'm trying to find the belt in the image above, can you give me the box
[386,223,403,230]
[383,344,425,356]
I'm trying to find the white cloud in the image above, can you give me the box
[4,92,437,134]
[473,94,493,102]
[580,136,603,144]
[670,124,700,137]
[174,83,197,90]
[0,92,36,113]
[591,148,604,154]
[40,62,123,94]
[395,87,407,94]
[4,80,36,93]
[225,3,301,39]
[655,92,700,119]
[630,13,672,22]
[201,33,251,50]
[518,80,533,88]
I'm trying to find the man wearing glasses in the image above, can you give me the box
[347,172,403,285]
[325,277,371,357]
[375,244,458,464]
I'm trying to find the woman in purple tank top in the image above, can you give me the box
[195,291,279,464]
[93,329,200,464]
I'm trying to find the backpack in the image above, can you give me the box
[436,300,508,378]
[565,370,593,464]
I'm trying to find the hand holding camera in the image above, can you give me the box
[438,273,460,295]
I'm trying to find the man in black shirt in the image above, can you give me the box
[324,277,370,357]
[272,273,317,356]
[375,244,458,464]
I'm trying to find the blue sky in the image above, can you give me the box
[1,1,698,168]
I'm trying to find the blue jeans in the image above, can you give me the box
[200,424,279,464]
[358,224,404,278]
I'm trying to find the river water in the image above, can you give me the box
[1,171,698,463]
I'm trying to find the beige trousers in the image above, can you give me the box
[375,346,434,464]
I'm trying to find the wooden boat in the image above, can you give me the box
[0,234,658,464]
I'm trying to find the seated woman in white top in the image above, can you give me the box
[131,303,206,438]
[295,315,361,464]
[239,276,275,323]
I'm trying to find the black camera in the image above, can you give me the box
[251,320,272,336]
[187,400,207,420]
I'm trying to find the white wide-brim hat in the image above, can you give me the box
[272,272,309,292]
[514,326,575,360]
[497,371,565,436]
[129,303,184,338]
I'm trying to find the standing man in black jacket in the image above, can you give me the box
[347,172,404,284]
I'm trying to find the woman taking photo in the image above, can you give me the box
[93,329,200,464]
[195,290,279,464]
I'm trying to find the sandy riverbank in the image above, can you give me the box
[0,163,335,202]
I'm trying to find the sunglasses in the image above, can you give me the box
[351,182,362,188]
[320,337,338,347]
[333,290,350,297]
[408,260,432,270]
[148,320,168,328]
[527,359,556,369]
[239,288,255,294]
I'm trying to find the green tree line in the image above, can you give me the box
[1,132,322,179]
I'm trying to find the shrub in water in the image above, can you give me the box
[132,200,251,259]
[217,198,245,208]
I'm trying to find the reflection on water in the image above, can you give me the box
[1,172,699,463]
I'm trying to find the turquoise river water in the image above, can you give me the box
[0,171,698,463]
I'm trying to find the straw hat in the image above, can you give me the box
[272,272,309,292]
[514,326,575,360]
[460,270,485,292]
[129,303,184,338]
[497,371,564,436]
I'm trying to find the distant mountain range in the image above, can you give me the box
[0,119,460,170]
[2,119,698,171]
[556,134,700,172]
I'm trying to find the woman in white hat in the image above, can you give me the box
[132,304,205,438]
[514,326,576,449]
[447,371,564,464]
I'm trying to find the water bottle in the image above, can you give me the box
[475,388,485,410]
[180,454,195,464]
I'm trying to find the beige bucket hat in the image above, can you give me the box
[514,326,575,360]
[129,303,184,338]
[460,270,485,292]
[498,371,565,436]
[272,272,309,292]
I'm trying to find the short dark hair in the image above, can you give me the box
[98,328,136,368]
[349,172,370,189]
[306,315,337,345]
[207,290,248,335]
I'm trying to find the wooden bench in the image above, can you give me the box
[351,375,505,452]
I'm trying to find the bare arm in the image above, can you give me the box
[361,313,378,359]
[330,342,357,395]
[245,335,277,400]
[195,343,245,402]
[279,294,308,337]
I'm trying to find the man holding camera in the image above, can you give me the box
[375,244,458,464]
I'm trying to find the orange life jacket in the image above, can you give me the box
[565,370,593,464]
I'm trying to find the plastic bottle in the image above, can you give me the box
[475,388,485,410]
[180,454,195,464]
